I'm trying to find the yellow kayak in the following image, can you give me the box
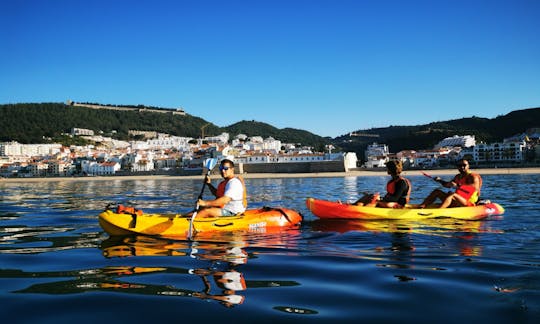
[99,205,303,239]
[306,197,505,220]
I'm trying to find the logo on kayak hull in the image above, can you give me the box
[249,222,267,233]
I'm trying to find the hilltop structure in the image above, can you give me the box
[66,100,186,115]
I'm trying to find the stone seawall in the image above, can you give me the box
[238,161,346,173]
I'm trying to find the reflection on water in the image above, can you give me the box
[8,235,300,308]
[311,217,503,238]
[1,174,539,321]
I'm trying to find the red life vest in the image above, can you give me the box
[216,176,248,208]
[456,185,476,200]
[386,177,411,204]
[454,172,482,205]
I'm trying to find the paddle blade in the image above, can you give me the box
[421,171,433,179]
[205,158,218,172]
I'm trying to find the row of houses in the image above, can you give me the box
[0,130,355,177]
[364,129,540,168]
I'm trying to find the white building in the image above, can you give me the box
[413,150,444,168]
[235,153,325,164]
[205,132,229,145]
[154,157,178,169]
[48,161,74,176]
[342,152,358,171]
[435,135,476,148]
[81,160,121,175]
[363,157,388,168]
[474,141,526,163]
[234,152,358,170]
[246,136,265,151]
[28,162,49,177]
[146,134,193,151]
[365,143,389,160]
[262,137,282,153]
[363,143,390,168]
[71,128,94,136]
[124,151,155,172]
[0,141,62,157]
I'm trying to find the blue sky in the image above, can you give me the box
[2,0,539,138]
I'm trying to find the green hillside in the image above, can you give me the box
[1,103,538,159]
[0,103,328,148]
[334,107,540,158]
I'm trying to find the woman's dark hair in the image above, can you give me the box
[386,160,402,175]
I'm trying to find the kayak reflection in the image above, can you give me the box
[310,218,503,259]
[100,234,251,307]
[8,235,299,308]
[310,217,502,237]
[99,235,299,308]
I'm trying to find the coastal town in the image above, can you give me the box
[1,125,539,178]
[363,130,540,169]
[0,128,357,178]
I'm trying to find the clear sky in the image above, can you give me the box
[2,0,539,138]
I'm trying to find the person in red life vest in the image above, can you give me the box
[419,159,482,209]
[196,159,247,218]
[353,160,411,208]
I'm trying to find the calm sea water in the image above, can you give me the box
[1,174,539,323]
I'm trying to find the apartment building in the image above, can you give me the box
[473,141,527,163]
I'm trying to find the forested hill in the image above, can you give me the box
[334,107,540,155]
[0,103,538,154]
[0,102,219,143]
[0,103,329,148]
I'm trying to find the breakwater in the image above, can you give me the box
[238,160,347,174]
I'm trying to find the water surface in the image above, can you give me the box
[1,174,539,323]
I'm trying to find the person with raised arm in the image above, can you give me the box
[419,159,482,209]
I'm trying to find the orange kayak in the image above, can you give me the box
[306,197,504,220]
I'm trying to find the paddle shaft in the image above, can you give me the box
[422,171,448,186]
[188,158,217,238]
[189,176,209,238]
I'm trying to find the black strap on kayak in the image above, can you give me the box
[214,222,233,227]
[261,206,303,224]
[128,214,137,228]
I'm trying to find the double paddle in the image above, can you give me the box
[421,171,442,184]
[188,158,218,239]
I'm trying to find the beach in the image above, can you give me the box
[2,167,539,183]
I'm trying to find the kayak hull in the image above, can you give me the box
[99,206,303,239]
[306,197,504,220]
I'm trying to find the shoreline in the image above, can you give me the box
[1,167,539,183]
